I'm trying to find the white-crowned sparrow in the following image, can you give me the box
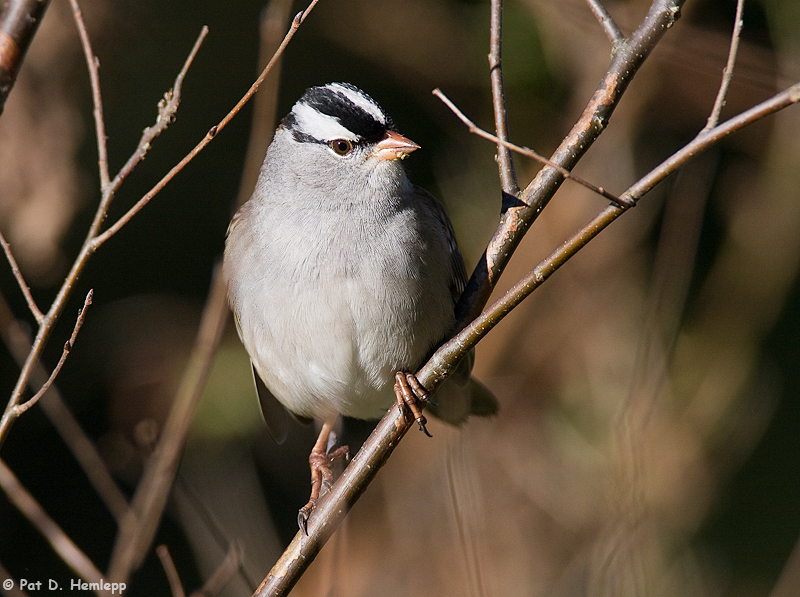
[224,82,496,528]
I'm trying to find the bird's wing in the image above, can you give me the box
[251,362,289,444]
[413,185,467,305]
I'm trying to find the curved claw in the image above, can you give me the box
[394,371,432,437]
[297,418,350,535]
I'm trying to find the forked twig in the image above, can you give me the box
[423,82,800,389]
[12,290,92,416]
[702,0,745,132]
[454,0,687,328]
[93,0,319,247]
[97,25,209,220]
[585,0,624,43]
[0,296,131,523]
[0,7,209,447]
[434,89,631,207]
[256,67,800,597]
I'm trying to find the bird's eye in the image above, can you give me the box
[329,139,354,155]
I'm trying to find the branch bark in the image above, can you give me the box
[0,0,52,115]
[455,0,686,328]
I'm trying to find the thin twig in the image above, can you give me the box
[423,82,800,387]
[585,0,624,44]
[488,0,518,197]
[97,25,209,221]
[157,545,187,597]
[94,1,318,248]
[0,458,113,596]
[12,290,92,416]
[0,230,43,322]
[70,0,109,190]
[0,17,209,448]
[0,294,131,523]
[454,0,687,328]
[434,89,631,207]
[702,0,745,132]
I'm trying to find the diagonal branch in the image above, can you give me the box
[434,89,630,207]
[0,0,52,115]
[0,229,43,323]
[455,0,686,328]
[585,0,625,44]
[94,1,319,248]
[106,2,317,584]
[0,19,209,448]
[12,290,92,417]
[423,82,800,389]
[0,458,112,596]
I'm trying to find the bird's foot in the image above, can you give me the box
[298,418,349,534]
[394,371,432,438]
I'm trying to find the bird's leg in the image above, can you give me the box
[394,371,432,438]
[298,414,349,534]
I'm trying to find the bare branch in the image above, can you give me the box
[98,25,208,222]
[94,1,319,248]
[702,0,745,132]
[488,0,518,196]
[0,0,314,446]
[0,0,52,115]
[0,458,113,596]
[0,229,43,322]
[423,82,800,389]
[0,295,131,523]
[69,0,109,190]
[585,0,624,44]
[455,0,686,329]
[106,265,228,581]
[11,290,92,417]
[434,89,631,207]
[0,23,209,447]
[156,546,187,597]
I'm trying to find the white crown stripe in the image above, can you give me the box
[291,103,358,142]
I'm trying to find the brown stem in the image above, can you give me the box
[489,0,518,197]
[455,0,687,328]
[0,0,52,115]
[585,0,624,43]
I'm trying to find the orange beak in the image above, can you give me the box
[373,130,420,161]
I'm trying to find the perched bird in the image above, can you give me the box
[224,82,496,530]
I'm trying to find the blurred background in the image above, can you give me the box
[1,0,799,595]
